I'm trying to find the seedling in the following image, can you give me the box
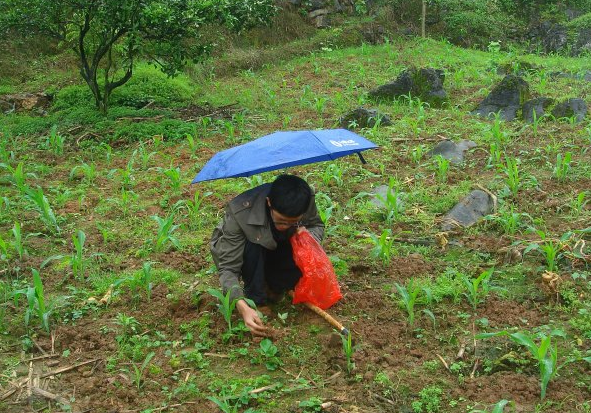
[42,230,88,279]
[152,214,180,252]
[258,338,282,371]
[341,331,355,374]
[461,268,501,311]
[376,177,405,223]
[5,162,32,193]
[130,351,155,391]
[568,192,588,217]
[314,96,328,116]
[138,262,153,300]
[470,399,512,413]
[433,155,450,183]
[70,162,97,185]
[487,142,503,168]
[524,230,570,272]
[25,186,60,234]
[161,165,182,193]
[322,163,343,187]
[207,288,239,332]
[44,125,65,155]
[370,229,395,265]
[115,313,140,342]
[499,156,520,197]
[392,279,434,328]
[0,234,9,261]
[485,206,531,235]
[476,330,563,399]
[13,269,51,332]
[135,143,156,170]
[553,152,572,181]
[12,222,25,259]
[411,144,427,165]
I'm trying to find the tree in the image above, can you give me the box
[1,0,276,114]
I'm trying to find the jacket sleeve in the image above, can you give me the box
[210,209,246,303]
[303,194,325,244]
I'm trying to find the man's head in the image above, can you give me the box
[267,174,311,219]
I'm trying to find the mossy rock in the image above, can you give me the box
[369,67,448,107]
[471,74,530,121]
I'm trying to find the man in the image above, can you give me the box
[210,174,324,336]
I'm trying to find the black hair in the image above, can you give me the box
[268,174,311,217]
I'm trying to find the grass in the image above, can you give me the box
[0,35,590,412]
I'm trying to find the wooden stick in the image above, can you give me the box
[301,301,349,335]
[435,353,450,371]
[31,387,70,405]
[40,358,100,379]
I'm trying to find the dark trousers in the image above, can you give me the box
[241,240,302,305]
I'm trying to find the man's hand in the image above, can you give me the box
[236,299,269,336]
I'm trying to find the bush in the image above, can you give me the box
[567,11,591,30]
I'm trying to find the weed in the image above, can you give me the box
[258,338,282,371]
[370,229,395,265]
[469,399,512,413]
[553,152,572,181]
[152,214,180,252]
[299,397,323,412]
[412,385,443,413]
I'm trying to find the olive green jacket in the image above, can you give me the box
[210,183,324,302]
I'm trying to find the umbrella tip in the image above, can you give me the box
[340,327,350,336]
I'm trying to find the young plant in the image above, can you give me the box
[25,186,60,234]
[553,152,572,181]
[131,351,155,391]
[461,268,500,311]
[433,155,450,183]
[0,234,10,261]
[376,177,405,223]
[487,142,503,168]
[392,279,434,328]
[71,230,86,279]
[12,222,25,259]
[568,192,588,217]
[341,331,356,374]
[161,165,182,193]
[499,156,520,197]
[70,162,97,185]
[411,144,427,165]
[524,230,571,272]
[477,330,561,399]
[322,163,343,187]
[13,269,51,332]
[485,206,531,235]
[137,262,153,300]
[44,125,65,155]
[258,338,282,371]
[207,288,238,332]
[370,229,395,265]
[152,214,180,252]
[135,143,156,170]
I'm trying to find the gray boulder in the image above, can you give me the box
[369,67,447,107]
[529,22,568,54]
[471,75,530,121]
[551,98,588,123]
[339,107,392,129]
[522,97,554,123]
[441,190,496,231]
[427,140,477,164]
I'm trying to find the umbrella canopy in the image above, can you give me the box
[192,129,378,183]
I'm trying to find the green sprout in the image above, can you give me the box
[553,152,572,181]
[152,214,180,252]
[13,269,51,332]
[392,279,434,329]
[341,331,356,374]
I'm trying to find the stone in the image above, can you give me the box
[551,98,587,123]
[369,67,447,107]
[529,21,568,54]
[471,75,530,121]
[0,92,52,113]
[522,97,554,123]
[427,140,477,164]
[339,107,392,129]
[308,8,329,18]
[441,190,495,231]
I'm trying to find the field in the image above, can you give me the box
[1,37,590,413]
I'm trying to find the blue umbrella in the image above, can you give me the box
[192,129,378,183]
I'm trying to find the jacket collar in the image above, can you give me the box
[247,185,270,226]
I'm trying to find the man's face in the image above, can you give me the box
[267,198,303,232]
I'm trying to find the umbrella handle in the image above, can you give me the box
[288,291,349,336]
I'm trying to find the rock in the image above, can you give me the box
[529,21,568,54]
[551,98,587,123]
[471,75,530,121]
[522,97,554,123]
[369,67,447,107]
[573,28,591,55]
[0,92,52,113]
[309,8,329,18]
[427,140,477,164]
[339,107,392,129]
[441,190,495,231]
[309,0,328,9]
[496,61,538,77]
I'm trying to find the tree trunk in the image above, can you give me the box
[421,0,426,38]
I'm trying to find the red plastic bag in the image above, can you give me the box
[290,228,342,310]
